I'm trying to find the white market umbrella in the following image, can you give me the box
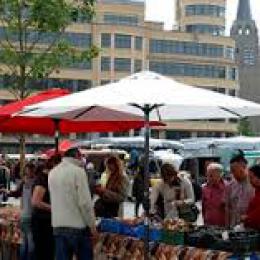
[20,71,260,258]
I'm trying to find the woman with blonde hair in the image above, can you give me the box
[94,155,130,218]
[151,163,195,219]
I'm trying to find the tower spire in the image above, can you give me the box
[236,0,252,21]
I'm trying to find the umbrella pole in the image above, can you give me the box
[54,119,60,153]
[130,103,161,260]
[143,104,150,260]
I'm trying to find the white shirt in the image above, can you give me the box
[48,157,95,230]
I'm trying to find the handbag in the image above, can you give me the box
[177,203,199,223]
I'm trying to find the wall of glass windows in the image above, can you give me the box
[0,27,92,47]
[114,58,131,72]
[149,39,227,58]
[185,5,225,17]
[149,61,228,79]
[186,24,225,36]
[0,75,92,92]
[115,34,132,48]
[103,13,138,26]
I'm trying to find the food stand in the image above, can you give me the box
[96,218,260,259]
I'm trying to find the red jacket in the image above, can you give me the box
[245,189,260,230]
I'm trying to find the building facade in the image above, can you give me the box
[0,0,239,152]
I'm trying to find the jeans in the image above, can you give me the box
[20,217,34,260]
[54,227,93,260]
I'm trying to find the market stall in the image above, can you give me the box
[97,218,260,260]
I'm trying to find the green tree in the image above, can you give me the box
[0,0,98,173]
[238,118,255,136]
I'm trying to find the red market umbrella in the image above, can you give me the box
[0,89,162,152]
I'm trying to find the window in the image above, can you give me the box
[77,80,92,91]
[114,58,131,72]
[149,61,227,79]
[229,89,236,96]
[101,33,111,48]
[225,47,235,60]
[149,39,224,57]
[104,14,138,26]
[0,27,92,47]
[135,36,143,50]
[101,80,110,85]
[134,60,142,72]
[115,34,131,49]
[166,131,191,140]
[186,24,225,36]
[227,68,237,80]
[101,57,111,71]
[186,5,225,17]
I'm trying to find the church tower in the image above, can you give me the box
[230,0,259,66]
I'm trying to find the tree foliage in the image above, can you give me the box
[0,0,98,99]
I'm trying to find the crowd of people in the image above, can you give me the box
[0,148,258,260]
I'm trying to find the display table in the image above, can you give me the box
[94,233,234,260]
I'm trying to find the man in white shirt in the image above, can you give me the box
[48,148,97,260]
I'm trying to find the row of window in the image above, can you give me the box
[0,50,92,70]
[149,61,237,80]
[150,39,226,58]
[0,27,92,47]
[0,76,92,91]
[100,57,237,81]
[186,24,225,36]
[101,57,142,72]
[103,13,139,26]
[101,34,234,60]
[101,33,142,50]
[185,5,225,17]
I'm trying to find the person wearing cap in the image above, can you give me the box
[202,163,228,227]
[241,164,260,230]
[48,148,97,260]
[225,152,255,227]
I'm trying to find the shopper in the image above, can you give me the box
[31,162,54,260]
[202,163,228,227]
[94,155,130,218]
[132,165,145,217]
[48,148,96,260]
[241,164,260,230]
[225,152,255,227]
[150,163,195,219]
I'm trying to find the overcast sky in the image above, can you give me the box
[145,0,260,35]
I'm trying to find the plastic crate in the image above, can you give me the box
[136,226,162,241]
[229,231,260,254]
[160,230,185,245]
[99,218,122,234]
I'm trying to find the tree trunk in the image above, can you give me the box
[19,134,26,177]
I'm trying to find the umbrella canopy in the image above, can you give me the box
[23,71,260,120]
[0,88,159,135]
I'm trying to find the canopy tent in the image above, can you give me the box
[21,71,260,259]
[76,136,184,151]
